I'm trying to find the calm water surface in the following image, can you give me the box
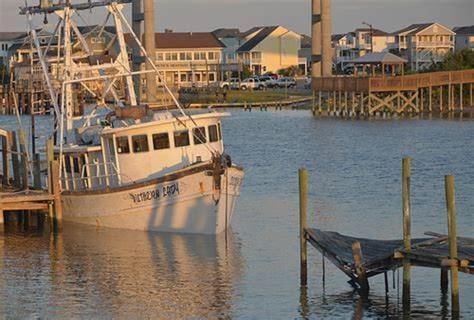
[0,111,473,319]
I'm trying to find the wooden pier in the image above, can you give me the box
[312,69,474,117]
[298,160,473,317]
[0,128,62,231]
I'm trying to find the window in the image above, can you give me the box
[165,52,177,61]
[209,73,215,82]
[180,73,187,82]
[208,125,219,142]
[193,127,207,145]
[186,52,192,60]
[116,136,130,154]
[180,52,186,60]
[174,130,190,147]
[152,133,170,150]
[156,53,164,61]
[218,123,222,140]
[132,135,149,153]
[208,52,215,60]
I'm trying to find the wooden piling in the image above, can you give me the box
[318,91,322,114]
[9,131,20,188]
[441,268,449,294]
[402,157,411,307]
[299,168,308,286]
[50,160,63,232]
[445,175,459,316]
[352,241,369,295]
[1,135,9,185]
[429,86,433,112]
[33,153,41,189]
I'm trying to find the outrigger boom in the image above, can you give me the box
[20,0,133,15]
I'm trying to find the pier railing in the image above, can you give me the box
[312,69,474,93]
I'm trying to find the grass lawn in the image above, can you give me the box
[180,89,312,104]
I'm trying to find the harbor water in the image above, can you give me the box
[0,111,473,319]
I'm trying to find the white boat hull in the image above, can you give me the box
[61,165,244,235]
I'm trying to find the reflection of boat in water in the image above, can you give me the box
[0,223,244,318]
[19,1,243,234]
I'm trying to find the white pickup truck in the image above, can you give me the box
[240,78,266,90]
[214,78,240,90]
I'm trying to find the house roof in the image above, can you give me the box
[453,25,474,35]
[154,32,225,49]
[241,27,265,39]
[77,25,117,35]
[355,28,388,36]
[331,34,346,42]
[301,34,312,48]
[351,52,407,65]
[0,32,27,42]
[212,28,241,39]
[237,26,279,52]
[392,23,454,36]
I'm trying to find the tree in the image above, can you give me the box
[277,65,303,77]
[429,49,474,72]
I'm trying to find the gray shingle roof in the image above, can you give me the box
[453,25,474,35]
[237,26,278,52]
[351,52,407,64]
[0,32,27,41]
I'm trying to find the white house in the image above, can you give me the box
[236,26,302,75]
[0,32,27,69]
[453,26,474,51]
[392,23,455,71]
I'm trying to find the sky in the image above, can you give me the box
[0,0,472,35]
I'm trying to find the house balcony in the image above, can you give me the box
[413,41,454,48]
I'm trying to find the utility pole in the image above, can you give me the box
[363,21,374,53]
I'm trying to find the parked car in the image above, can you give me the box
[221,78,241,90]
[263,72,278,80]
[257,75,273,84]
[211,78,240,90]
[240,78,266,90]
[275,77,297,88]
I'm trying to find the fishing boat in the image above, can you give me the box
[20,0,243,234]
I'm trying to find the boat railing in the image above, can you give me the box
[61,161,122,191]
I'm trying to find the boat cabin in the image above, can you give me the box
[58,111,227,191]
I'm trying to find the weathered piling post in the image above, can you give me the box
[445,175,459,317]
[352,241,369,296]
[50,160,63,232]
[1,134,9,185]
[9,131,20,188]
[402,157,412,310]
[33,153,41,189]
[299,168,308,286]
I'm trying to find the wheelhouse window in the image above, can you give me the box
[132,135,149,153]
[174,130,190,147]
[116,136,130,154]
[193,127,207,145]
[208,125,219,143]
[152,133,170,150]
[218,123,222,140]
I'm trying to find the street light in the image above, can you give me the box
[362,21,374,53]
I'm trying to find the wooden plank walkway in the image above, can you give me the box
[0,190,54,211]
[305,229,474,281]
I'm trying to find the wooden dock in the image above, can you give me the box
[298,159,473,317]
[305,229,473,280]
[312,69,474,116]
[0,128,62,230]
